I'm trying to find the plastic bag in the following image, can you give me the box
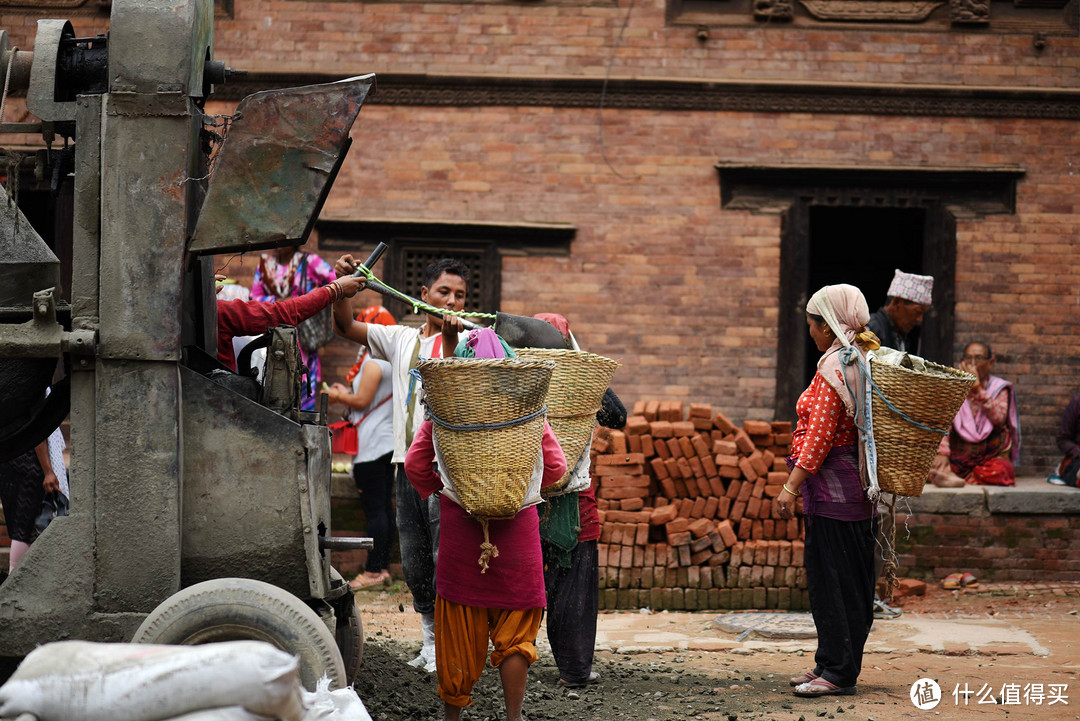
[300,677,373,721]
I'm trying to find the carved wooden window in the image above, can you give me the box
[387,241,500,320]
[668,0,1077,32]
[316,219,575,324]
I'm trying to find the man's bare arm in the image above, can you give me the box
[332,254,370,345]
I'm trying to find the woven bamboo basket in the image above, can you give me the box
[870,355,976,497]
[516,348,620,496]
[416,357,555,519]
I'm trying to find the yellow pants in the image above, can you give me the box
[434,596,543,708]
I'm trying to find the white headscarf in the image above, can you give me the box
[806,284,881,500]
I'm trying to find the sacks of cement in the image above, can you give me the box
[0,641,304,721]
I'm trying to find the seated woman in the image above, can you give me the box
[1048,390,1080,487]
[928,341,1020,487]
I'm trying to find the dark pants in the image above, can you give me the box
[805,515,876,689]
[542,539,599,684]
[353,453,395,573]
[395,464,440,615]
[0,449,45,544]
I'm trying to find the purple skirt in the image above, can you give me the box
[788,445,875,522]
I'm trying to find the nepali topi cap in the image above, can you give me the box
[887,269,933,306]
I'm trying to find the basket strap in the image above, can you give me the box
[426,404,548,432]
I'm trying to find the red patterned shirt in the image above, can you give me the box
[791,372,857,475]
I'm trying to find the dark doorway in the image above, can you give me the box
[802,206,926,387]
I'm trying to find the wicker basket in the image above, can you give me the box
[516,348,620,496]
[870,355,976,497]
[416,357,555,519]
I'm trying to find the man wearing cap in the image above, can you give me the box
[866,269,933,354]
[865,269,933,622]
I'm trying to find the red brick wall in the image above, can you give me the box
[1,2,1077,473]
[895,513,1080,583]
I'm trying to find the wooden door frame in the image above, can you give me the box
[716,162,1024,422]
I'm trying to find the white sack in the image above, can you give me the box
[164,708,276,721]
[0,641,304,721]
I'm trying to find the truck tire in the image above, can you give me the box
[131,578,347,690]
[329,568,364,684]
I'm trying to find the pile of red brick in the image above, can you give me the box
[592,401,809,611]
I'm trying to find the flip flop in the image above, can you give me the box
[789,671,819,686]
[960,572,979,588]
[941,572,963,590]
[559,671,600,688]
[793,678,857,697]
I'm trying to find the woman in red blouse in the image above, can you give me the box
[775,284,880,699]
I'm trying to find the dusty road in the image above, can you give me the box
[350,581,1080,721]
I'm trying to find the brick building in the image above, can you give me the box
[2,0,1078,474]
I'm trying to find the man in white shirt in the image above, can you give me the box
[333,256,468,671]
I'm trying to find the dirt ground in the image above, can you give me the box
[349,582,1080,721]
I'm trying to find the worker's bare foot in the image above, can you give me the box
[349,570,391,590]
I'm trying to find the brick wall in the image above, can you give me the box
[208,103,1080,471]
[1,2,1076,474]
[895,513,1080,583]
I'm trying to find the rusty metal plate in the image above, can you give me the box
[189,74,375,255]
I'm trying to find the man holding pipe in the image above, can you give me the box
[332,255,469,672]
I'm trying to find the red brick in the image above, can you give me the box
[691,417,714,431]
[700,455,718,477]
[734,431,755,455]
[713,440,738,456]
[792,540,805,566]
[644,401,660,423]
[625,415,650,435]
[688,403,712,419]
[650,503,678,525]
[654,437,671,459]
[665,528,691,546]
[703,496,719,519]
[738,457,758,482]
[743,420,772,435]
[712,412,736,434]
[666,438,684,458]
[635,523,650,546]
[671,421,695,437]
[596,452,644,466]
[650,421,673,438]
[707,476,725,497]
[640,434,655,458]
[688,517,712,538]
[730,500,747,523]
[688,455,705,478]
